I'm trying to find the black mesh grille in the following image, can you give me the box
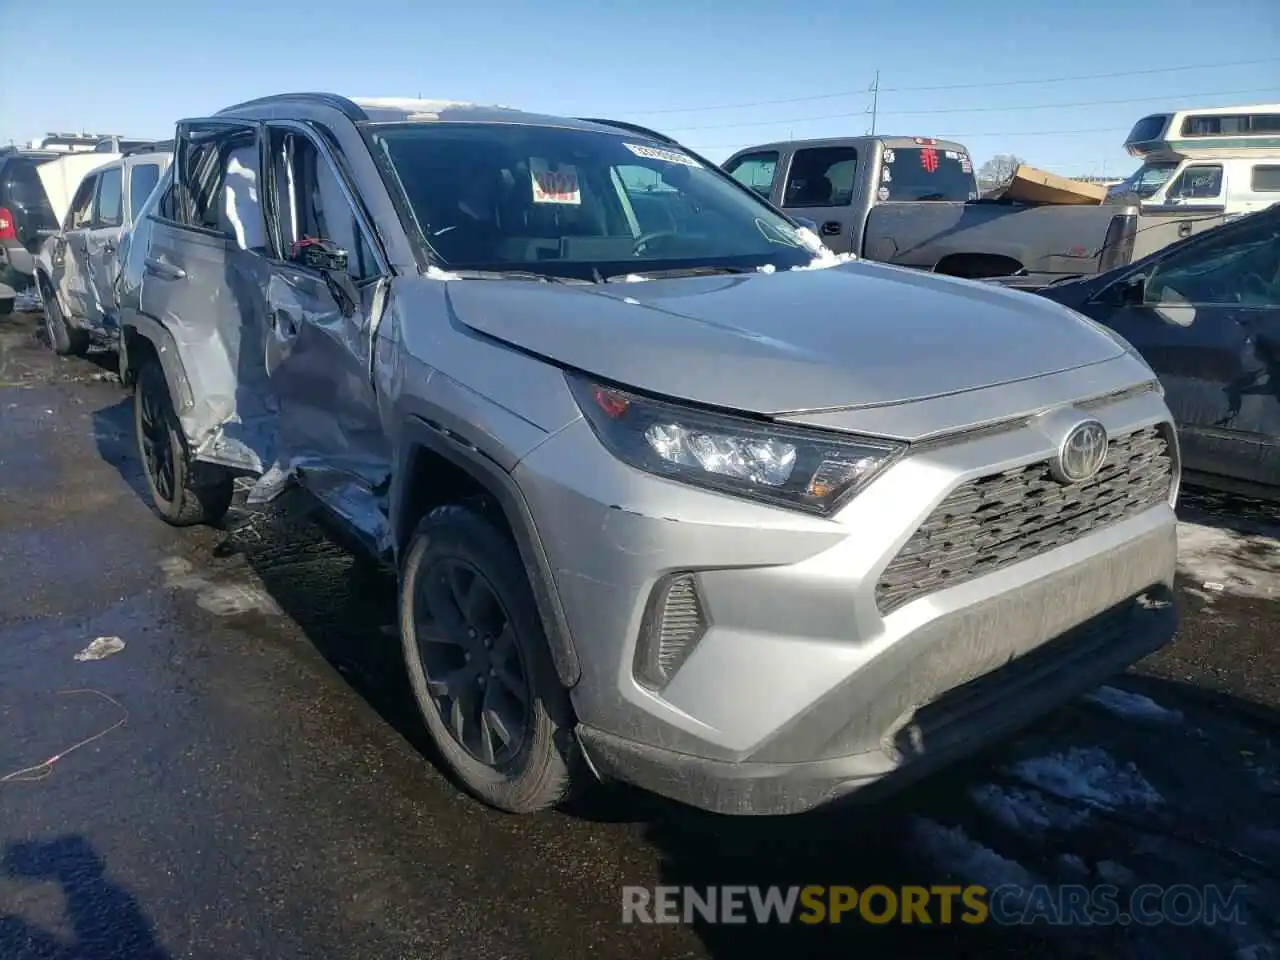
[876,426,1174,614]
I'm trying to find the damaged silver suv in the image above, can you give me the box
[116,94,1180,815]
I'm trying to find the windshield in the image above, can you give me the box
[878,146,977,202]
[367,123,814,279]
[1107,161,1179,201]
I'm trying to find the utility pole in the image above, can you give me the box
[868,70,880,136]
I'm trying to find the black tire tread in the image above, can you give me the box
[43,287,89,357]
[399,503,579,813]
[134,359,234,527]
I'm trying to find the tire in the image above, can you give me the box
[400,503,578,813]
[42,286,89,356]
[133,358,234,526]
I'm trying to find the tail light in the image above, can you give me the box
[0,208,16,242]
[1098,213,1137,273]
[913,137,937,145]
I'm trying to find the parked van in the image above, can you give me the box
[1107,103,1280,217]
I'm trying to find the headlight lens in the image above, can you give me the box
[568,374,904,515]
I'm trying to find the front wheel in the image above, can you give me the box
[134,358,234,526]
[400,503,579,813]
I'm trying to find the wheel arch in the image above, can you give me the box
[119,315,194,409]
[393,416,582,688]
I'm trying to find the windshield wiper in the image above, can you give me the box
[604,265,753,282]
[444,268,596,285]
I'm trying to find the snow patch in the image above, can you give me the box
[1177,522,1280,602]
[1056,854,1089,876]
[910,818,1038,891]
[968,783,1090,834]
[425,265,460,282]
[620,274,649,283]
[1095,860,1136,886]
[1087,685,1183,723]
[1010,746,1163,810]
[792,252,858,271]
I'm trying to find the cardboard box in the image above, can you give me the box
[1000,165,1108,205]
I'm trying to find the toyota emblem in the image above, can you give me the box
[1052,420,1109,484]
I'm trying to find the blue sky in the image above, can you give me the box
[1,0,1276,178]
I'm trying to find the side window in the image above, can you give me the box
[783,147,858,207]
[128,163,161,222]
[94,166,123,228]
[1167,164,1223,202]
[68,174,97,230]
[1251,165,1280,193]
[1145,214,1280,307]
[172,122,265,252]
[265,126,379,281]
[724,151,779,199]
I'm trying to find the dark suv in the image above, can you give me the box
[0,148,61,314]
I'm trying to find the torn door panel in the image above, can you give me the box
[249,269,394,549]
[170,250,280,474]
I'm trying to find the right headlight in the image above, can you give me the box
[567,373,904,516]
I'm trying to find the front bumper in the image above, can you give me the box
[512,381,1179,814]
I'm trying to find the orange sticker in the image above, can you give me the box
[530,158,580,204]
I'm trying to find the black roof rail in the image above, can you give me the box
[123,139,174,157]
[216,93,368,122]
[576,118,679,145]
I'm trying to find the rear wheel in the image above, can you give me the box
[400,504,579,813]
[134,358,234,526]
[42,285,89,356]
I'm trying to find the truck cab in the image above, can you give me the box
[724,136,978,257]
[725,135,1138,286]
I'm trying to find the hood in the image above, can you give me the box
[442,260,1124,415]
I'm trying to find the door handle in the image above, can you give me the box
[1177,222,1193,238]
[820,220,842,237]
[144,256,186,280]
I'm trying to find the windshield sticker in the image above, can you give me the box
[530,158,581,204]
[920,147,940,173]
[882,149,895,164]
[945,150,959,160]
[881,166,892,183]
[622,142,702,168]
[960,157,973,174]
[877,185,890,201]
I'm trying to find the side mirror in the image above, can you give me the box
[1105,273,1147,306]
[290,237,349,274]
[793,216,818,232]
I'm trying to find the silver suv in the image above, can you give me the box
[116,94,1180,815]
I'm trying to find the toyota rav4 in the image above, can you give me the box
[115,94,1180,815]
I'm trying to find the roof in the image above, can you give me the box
[213,92,674,141]
[723,134,969,156]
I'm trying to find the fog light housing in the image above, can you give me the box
[634,572,707,690]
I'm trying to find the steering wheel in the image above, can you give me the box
[631,230,681,256]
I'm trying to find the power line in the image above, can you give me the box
[628,58,1280,116]
[661,87,1279,133]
